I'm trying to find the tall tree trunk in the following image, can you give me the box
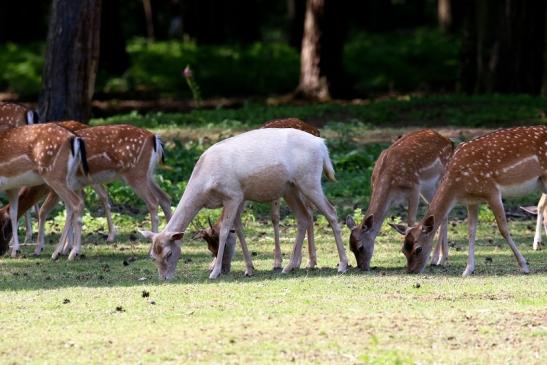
[438,0,452,31]
[142,0,155,40]
[39,0,102,122]
[460,0,545,94]
[295,0,347,101]
[297,0,329,101]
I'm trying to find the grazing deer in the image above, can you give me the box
[194,217,237,274]
[197,118,320,271]
[520,193,546,250]
[0,102,40,242]
[140,128,347,280]
[346,129,454,270]
[0,102,38,132]
[393,126,546,276]
[34,121,172,256]
[0,124,87,259]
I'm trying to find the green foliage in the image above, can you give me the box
[0,43,44,97]
[118,39,299,97]
[345,28,459,95]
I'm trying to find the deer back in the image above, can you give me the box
[73,124,156,174]
[0,103,35,132]
[371,129,453,189]
[441,126,547,198]
[262,118,320,136]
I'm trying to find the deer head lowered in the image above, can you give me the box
[346,129,454,270]
[140,128,346,280]
[394,126,546,275]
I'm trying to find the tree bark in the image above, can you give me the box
[39,0,102,122]
[460,0,545,94]
[295,0,347,101]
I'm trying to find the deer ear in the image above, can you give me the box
[167,231,184,241]
[138,230,156,240]
[389,223,408,236]
[346,215,357,229]
[422,216,435,234]
[363,215,374,232]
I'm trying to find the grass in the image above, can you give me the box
[1,97,546,363]
[0,218,545,364]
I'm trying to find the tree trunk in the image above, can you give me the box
[142,0,155,40]
[295,0,347,101]
[460,0,545,94]
[296,0,329,101]
[39,0,102,122]
[438,0,452,31]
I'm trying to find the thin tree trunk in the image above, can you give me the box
[460,0,545,94]
[438,0,452,31]
[39,0,102,122]
[143,0,155,41]
[296,0,330,101]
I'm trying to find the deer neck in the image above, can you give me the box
[164,189,205,234]
[423,179,457,231]
[364,184,394,233]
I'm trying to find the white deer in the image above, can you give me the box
[346,129,454,270]
[140,128,348,280]
[393,126,546,276]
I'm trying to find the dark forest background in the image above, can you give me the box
[0,0,545,105]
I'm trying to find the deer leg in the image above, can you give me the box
[271,200,282,270]
[299,186,348,273]
[488,194,529,274]
[533,194,546,250]
[463,204,479,276]
[210,198,241,279]
[23,209,33,243]
[150,180,172,221]
[47,183,84,261]
[7,189,20,257]
[234,206,254,276]
[437,218,449,266]
[35,192,60,256]
[126,179,160,232]
[282,189,310,273]
[93,184,116,242]
[304,200,317,269]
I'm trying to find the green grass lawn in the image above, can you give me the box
[1,97,546,364]
[0,218,545,364]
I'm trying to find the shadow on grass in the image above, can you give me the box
[0,244,544,292]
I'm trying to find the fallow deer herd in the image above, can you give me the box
[0,102,544,280]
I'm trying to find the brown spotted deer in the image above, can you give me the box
[0,124,87,259]
[34,121,172,256]
[394,126,546,276]
[520,193,546,250]
[0,102,38,132]
[140,128,347,280]
[197,118,320,272]
[0,102,40,242]
[346,129,454,270]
